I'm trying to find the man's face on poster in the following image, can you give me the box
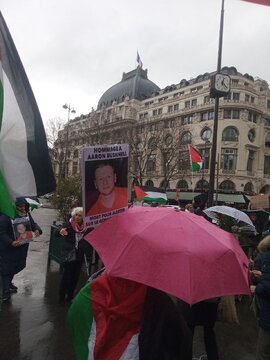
[94,165,116,196]
[17,223,26,234]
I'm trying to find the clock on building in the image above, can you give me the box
[210,73,231,98]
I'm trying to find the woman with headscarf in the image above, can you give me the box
[55,207,93,304]
[0,197,42,302]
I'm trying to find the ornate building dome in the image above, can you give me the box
[97,67,160,109]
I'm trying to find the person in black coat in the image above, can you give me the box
[55,207,93,304]
[250,236,270,359]
[139,287,192,360]
[0,197,42,302]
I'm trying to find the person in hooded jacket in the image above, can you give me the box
[0,197,42,302]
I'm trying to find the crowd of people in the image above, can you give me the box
[1,194,270,359]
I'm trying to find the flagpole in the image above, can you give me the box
[208,0,225,207]
[189,145,195,201]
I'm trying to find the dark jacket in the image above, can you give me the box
[139,288,192,360]
[0,213,42,275]
[255,249,270,331]
[55,221,93,263]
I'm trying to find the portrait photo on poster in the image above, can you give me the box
[12,216,34,245]
[84,157,128,218]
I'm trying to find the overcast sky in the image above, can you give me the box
[2,0,270,126]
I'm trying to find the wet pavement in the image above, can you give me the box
[0,203,259,359]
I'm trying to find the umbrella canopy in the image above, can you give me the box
[85,206,250,304]
[203,206,256,230]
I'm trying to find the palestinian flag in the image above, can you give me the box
[25,197,41,210]
[242,0,270,5]
[134,185,147,200]
[135,185,167,204]
[0,12,56,218]
[189,145,202,172]
[67,273,147,360]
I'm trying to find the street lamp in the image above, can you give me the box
[62,103,76,178]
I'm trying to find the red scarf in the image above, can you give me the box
[69,217,86,234]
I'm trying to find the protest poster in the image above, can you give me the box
[82,144,129,228]
[12,216,34,245]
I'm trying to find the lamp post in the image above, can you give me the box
[62,103,76,178]
[208,0,225,206]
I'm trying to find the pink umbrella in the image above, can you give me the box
[85,206,250,304]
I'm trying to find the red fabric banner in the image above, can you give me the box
[242,0,270,6]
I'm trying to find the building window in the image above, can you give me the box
[145,179,154,187]
[72,161,78,175]
[204,95,210,103]
[173,104,179,111]
[195,180,209,191]
[73,149,79,158]
[164,134,173,146]
[222,127,239,141]
[182,115,193,125]
[168,105,173,113]
[232,92,240,101]
[224,93,231,100]
[264,156,270,175]
[180,131,192,144]
[248,129,256,142]
[223,109,240,119]
[221,148,237,170]
[191,99,197,107]
[232,110,240,119]
[251,96,255,103]
[178,150,190,170]
[244,182,254,193]
[265,118,270,127]
[185,100,191,108]
[265,134,270,148]
[201,128,212,141]
[176,180,188,189]
[160,180,170,189]
[147,155,156,172]
[219,180,236,192]
[248,112,257,123]
[201,148,210,170]
[245,94,250,102]
[137,126,144,134]
[267,100,270,109]
[164,119,175,128]
[201,111,214,121]
[148,137,157,149]
[154,108,163,116]
[150,123,158,131]
[232,79,239,86]
[247,150,255,173]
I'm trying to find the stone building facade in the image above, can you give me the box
[53,65,270,197]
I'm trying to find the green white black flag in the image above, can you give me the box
[0,12,56,218]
